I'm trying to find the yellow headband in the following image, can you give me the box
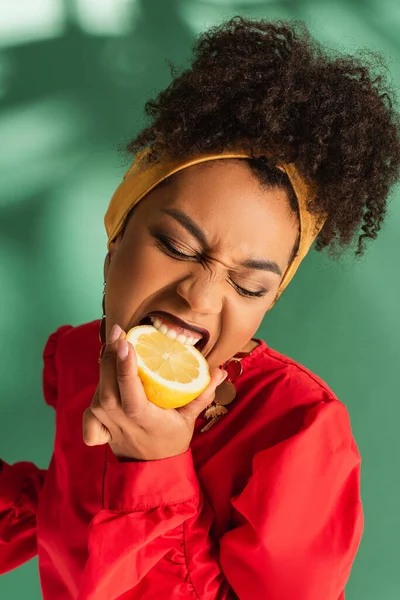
[104,147,327,307]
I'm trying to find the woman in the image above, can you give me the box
[1,16,400,600]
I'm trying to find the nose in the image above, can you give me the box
[176,270,223,315]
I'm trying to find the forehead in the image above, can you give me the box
[137,160,298,263]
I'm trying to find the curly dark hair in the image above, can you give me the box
[123,16,400,258]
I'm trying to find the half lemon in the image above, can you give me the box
[126,325,211,409]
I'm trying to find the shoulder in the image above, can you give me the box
[261,343,338,400]
[42,320,101,408]
[247,340,340,405]
[43,319,101,359]
[242,341,355,447]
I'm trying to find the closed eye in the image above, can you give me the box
[231,282,266,298]
[155,234,197,260]
[153,233,267,299]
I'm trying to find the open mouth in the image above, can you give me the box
[138,312,209,353]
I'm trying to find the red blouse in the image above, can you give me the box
[0,319,363,599]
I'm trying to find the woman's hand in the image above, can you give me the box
[82,325,227,461]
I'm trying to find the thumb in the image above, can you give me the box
[82,407,112,446]
[178,368,228,421]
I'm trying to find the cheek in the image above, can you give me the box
[228,303,265,341]
[108,241,182,311]
[204,297,267,367]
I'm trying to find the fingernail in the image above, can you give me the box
[109,324,122,344]
[118,339,129,360]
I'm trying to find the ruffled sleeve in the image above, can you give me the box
[0,324,73,574]
[42,325,73,409]
[218,399,364,599]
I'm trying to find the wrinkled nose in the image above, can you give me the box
[176,272,223,315]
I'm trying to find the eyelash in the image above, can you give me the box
[154,234,266,298]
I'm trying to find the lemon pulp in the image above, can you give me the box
[126,325,210,409]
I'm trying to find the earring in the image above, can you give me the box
[98,280,107,363]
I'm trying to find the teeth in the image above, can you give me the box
[149,316,202,346]
[165,329,177,340]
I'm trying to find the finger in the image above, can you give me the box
[177,368,227,422]
[116,339,149,420]
[90,385,121,440]
[83,407,112,446]
[98,325,126,412]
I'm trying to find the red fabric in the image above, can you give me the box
[0,319,363,599]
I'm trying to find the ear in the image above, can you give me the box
[103,233,123,280]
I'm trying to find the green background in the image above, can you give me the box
[1,1,399,598]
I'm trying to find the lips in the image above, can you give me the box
[139,310,210,352]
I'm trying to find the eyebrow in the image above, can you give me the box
[160,207,283,277]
